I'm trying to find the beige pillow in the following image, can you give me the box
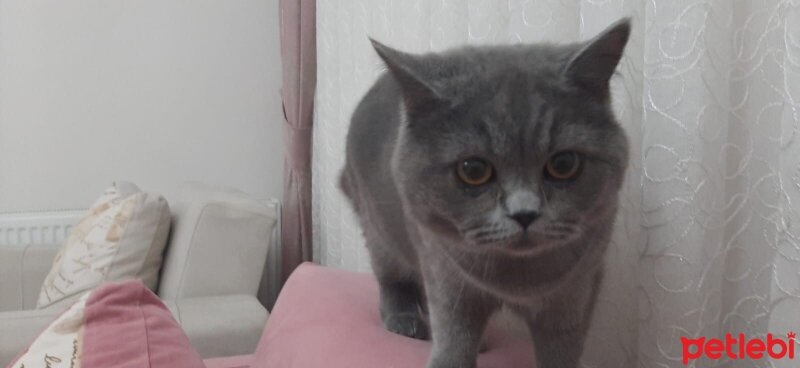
[37,182,171,309]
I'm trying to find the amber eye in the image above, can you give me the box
[457,158,493,186]
[545,152,581,180]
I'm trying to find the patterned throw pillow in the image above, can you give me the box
[37,182,171,309]
[7,281,206,368]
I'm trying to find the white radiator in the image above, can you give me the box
[0,210,85,246]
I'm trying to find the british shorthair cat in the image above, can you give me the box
[340,18,631,368]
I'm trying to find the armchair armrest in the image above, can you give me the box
[0,244,59,312]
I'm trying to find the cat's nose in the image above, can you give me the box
[509,211,539,229]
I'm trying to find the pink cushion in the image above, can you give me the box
[7,281,205,368]
[251,263,535,368]
[82,280,206,368]
[204,355,253,368]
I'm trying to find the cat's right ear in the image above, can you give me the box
[370,39,443,117]
[563,18,631,99]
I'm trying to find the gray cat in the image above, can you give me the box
[340,18,631,368]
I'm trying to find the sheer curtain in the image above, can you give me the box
[312,1,800,366]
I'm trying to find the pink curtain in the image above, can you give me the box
[279,0,315,282]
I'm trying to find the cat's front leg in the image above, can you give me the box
[526,270,602,368]
[366,234,429,340]
[528,323,587,368]
[423,269,498,368]
[377,277,429,339]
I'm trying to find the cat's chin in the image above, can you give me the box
[493,237,566,257]
[455,235,565,258]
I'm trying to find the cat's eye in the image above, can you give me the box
[457,158,493,186]
[545,152,581,181]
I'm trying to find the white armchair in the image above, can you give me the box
[0,184,277,365]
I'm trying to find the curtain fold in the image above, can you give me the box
[279,0,316,283]
[314,1,800,366]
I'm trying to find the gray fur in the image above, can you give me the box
[340,19,631,368]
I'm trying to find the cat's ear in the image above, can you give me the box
[370,39,443,117]
[563,18,631,98]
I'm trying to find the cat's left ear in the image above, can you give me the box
[563,18,631,98]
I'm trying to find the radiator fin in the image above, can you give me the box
[0,210,84,246]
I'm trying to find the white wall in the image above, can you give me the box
[0,0,283,212]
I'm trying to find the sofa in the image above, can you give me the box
[0,183,278,365]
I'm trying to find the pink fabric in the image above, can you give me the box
[204,355,253,368]
[251,263,536,368]
[279,0,316,284]
[82,280,206,368]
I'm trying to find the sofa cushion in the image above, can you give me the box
[37,182,171,309]
[158,182,276,300]
[7,280,205,368]
[0,243,60,311]
[0,307,62,366]
[250,263,536,368]
[162,294,268,359]
[6,292,90,368]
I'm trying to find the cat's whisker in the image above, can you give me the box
[460,223,498,235]
[471,229,507,239]
[461,222,514,244]
[477,232,518,245]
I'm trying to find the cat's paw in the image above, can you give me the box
[383,313,429,340]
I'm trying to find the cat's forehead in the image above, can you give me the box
[438,45,572,88]
[430,82,611,163]
[482,99,557,158]
[416,45,619,160]
[444,55,577,119]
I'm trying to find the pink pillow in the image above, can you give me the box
[7,280,206,368]
[204,355,253,368]
[82,280,206,368]
[250,263,535,368]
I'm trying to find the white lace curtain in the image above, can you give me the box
[312,1,800,366]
